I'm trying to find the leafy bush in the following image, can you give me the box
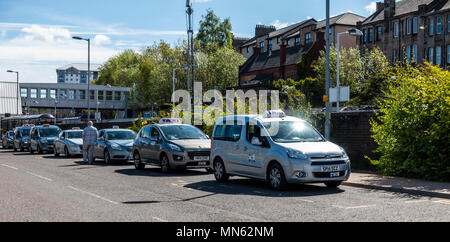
[369,63,450,181]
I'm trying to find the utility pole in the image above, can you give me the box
[186,0,194,95]
[324,0,331,140]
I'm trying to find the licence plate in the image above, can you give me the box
[198,162,207,166]
[322,166,339,172]
[194,156,209,161]
[330,172,340,178]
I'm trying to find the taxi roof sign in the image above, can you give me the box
[262,110,286,119]
[112,125,120,129]
[159,118,182,124]
[72,127,81,130]
[22,124,35,127]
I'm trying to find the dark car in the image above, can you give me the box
[93,128,136,164]
[13,126,33,152]
[1,131,15,149]
[29,124,62,154]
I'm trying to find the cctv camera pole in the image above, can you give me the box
[324,0,331,140]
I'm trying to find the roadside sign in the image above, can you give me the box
[329,87,350,103]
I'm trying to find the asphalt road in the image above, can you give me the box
[0,149,449,222]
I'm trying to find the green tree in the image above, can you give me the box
[369,63,450,181]
[196,9,233,51]
[95,49,141,87]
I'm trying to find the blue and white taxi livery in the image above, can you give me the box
[210,110,351,190]
[54,128,84,157]
[29,124,62,154]
[93,127,137,164]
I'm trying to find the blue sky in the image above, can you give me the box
[0,0,380,83]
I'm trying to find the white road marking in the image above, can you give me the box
[299,199,315,203]
[26,171,52,182]
[433,200,450,205]
[333,205,376,209]
[404,200,429,204]
[1,164,19,170]
[68,186,119,205]
[153,217,168,222]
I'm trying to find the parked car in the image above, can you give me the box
[13,125,33,152]
[29,124,62,154]
[54,128,84,157]
[93,128,136,164]
[132,119,211,172]
[210,110,351,190]
[1,130,15,149]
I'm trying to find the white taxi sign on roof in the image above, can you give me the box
[112,126,120,129]
[159,118,182,124]
[22,124,35,127]
[72,127,81,130]
[262,110,286,119]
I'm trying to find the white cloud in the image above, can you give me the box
[365,2,377,15]
[271,20,293,29]
[21,24,71,42]
[93,34,111,46]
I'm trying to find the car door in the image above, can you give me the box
[94,130,106,158]
[30,129,38,150]
[220,122,245,174]
[242,121,270,178]
[139,126,152,160]
[147,127,162,162]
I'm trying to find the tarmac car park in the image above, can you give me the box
[132,118,212,173]
[210,110,351,190]
[54,128,84,157]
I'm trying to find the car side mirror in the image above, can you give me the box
[251,137,263,146]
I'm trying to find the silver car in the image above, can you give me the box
[54,129,84,157]
[210,110,351,190]
[132,122,211,173]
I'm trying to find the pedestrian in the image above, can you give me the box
[82,121,98,164]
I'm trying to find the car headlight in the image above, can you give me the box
[287,149,307,159]
[41,139,48,144]
[111,143,122,150]
[168,143,183,152]
[339,147,349,159]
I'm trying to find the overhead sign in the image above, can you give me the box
[329,87,350,103]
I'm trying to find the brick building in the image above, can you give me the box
[238,12,365,89]
[358,0,450,68]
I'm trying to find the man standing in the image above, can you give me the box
[82,121,98,164]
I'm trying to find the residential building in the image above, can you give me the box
[238,12,365,89]
[357,0,450,68]
[56,63,101,84]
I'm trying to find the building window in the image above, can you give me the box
[90,90,95,100]
[50,89,56,99]
[259,41,265,53]
[394,22,399,38]
[407,18,412,35]
[20,88,28,98]
[268,39,273,50]
[29,89,37,98]
[393,49,398,62]
[406,46,411,62]
[98,91,104,100]
[295,37,300,45]
[79,90,86,100]
[429,47,434,64]
[305,33,311,44]
[413,45,418,63]
[413,17,418,34]
[447,45,450,64]
[377,26,382,41]
[68,90,75,100]
[429,18,434,35]
[287,40,291,46]
[246,47,249,53]
[59,89,67,99]
[106,91,113,101]
[40,89,47,99]
[277,37,281,44]
[114,91,122,101]
[368,28,373,42]
[436,17,442,34]
[436,46,442,66]
[363,29,367,43]
[448,16,450,33]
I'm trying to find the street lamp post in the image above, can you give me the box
[54,99,58,125]
[7,70,19,115]
[325,0,331,140]
[72,36,91,120]
[336,29,363,113]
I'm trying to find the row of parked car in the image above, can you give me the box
[1,110,351,190]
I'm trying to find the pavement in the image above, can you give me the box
[0,149,449,222]
[345,171,450,200]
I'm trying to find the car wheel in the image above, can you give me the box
[29,145,34,154]
[64,146,71,158]
[104,150,111,165]
[268,163,288,190]
[213,159,229,182]
[133,152,145,170]
[325,181,342,188]
[160,154,170,173]
[20,144,24,152]
[37,145,43,154]
[13,145,17,152]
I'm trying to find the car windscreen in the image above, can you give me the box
[39,128,61,138]
[67,131,82,139]
[106,131,136,140]
[20,129,31,137]
[263,121,324,143]
[8,131,14,137]
[160,125,208,140]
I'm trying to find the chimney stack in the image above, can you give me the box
[255,25,276,37]
[376,2,384,12]
[384,0,396,19]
